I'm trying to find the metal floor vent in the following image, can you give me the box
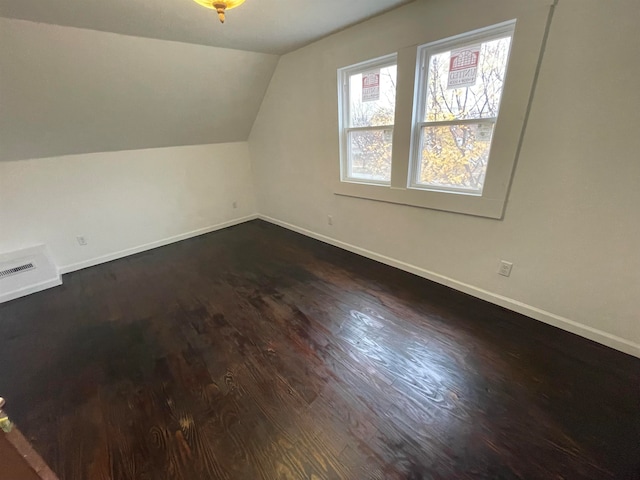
[0,262,35,279]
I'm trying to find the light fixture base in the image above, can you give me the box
[214,3,226,23]
[192,0,246,24]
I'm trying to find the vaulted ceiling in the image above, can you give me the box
[0,0,415,161]
[0,0,414,55]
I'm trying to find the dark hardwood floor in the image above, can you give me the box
[0,220,638,480]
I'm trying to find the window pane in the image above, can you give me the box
[416,123,494,192]
[348,129,393,182]
[424,37,511,122]
[349,65,397,127]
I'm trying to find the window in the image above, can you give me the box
[335,11,551,219]
[338,55,397,184]
[410,23,515,194]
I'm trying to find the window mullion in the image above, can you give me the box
[420,118,497,128]
[389,45,418,189]
[345,125,394,133]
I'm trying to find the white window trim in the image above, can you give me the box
[338,53,397,186]
[335,5,554,220]
[409,22,515,195]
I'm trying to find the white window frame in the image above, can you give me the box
[338,53,398,186]
[334,3,554,219]
[409,22,516,195]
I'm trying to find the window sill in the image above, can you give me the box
[334,182,505,219]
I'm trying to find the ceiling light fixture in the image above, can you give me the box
[192,0,246,24]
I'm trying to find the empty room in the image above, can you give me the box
[0,0,638,479]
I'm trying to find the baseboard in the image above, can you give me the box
[59,214,258,275]
[258,214,640,358]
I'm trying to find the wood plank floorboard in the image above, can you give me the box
[0,220,638,479]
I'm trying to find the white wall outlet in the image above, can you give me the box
[498,260,513,277]
[327,215,333,226]
[76,236,88,246]
[232,201,237,209]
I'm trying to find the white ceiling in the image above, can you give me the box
[0,0,415,55]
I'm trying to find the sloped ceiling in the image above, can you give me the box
[0,0,414,55]
[0,1,415,161]
[0,18,279,161]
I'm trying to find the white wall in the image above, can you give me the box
[0,143,256,271]
[249,0,640,356]
[1,0,638,356]
[0,18,264,278]
[0,18,278,161]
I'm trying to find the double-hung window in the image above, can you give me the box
[338,54,397,184]
[336,14,549,219]
[410,23,515,194]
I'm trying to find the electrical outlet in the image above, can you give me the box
[76,236,88,246]
[327,215,333,226]
[232,201,237,209]
[498,260,513,277]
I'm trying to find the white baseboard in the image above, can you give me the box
[59,214,258,275]
[258,214,640,358]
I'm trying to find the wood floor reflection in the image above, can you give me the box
[0,220,638,479]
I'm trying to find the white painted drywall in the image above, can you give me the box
[0,18,279,161]
[0,143,257,270]
[249,0,640,354]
